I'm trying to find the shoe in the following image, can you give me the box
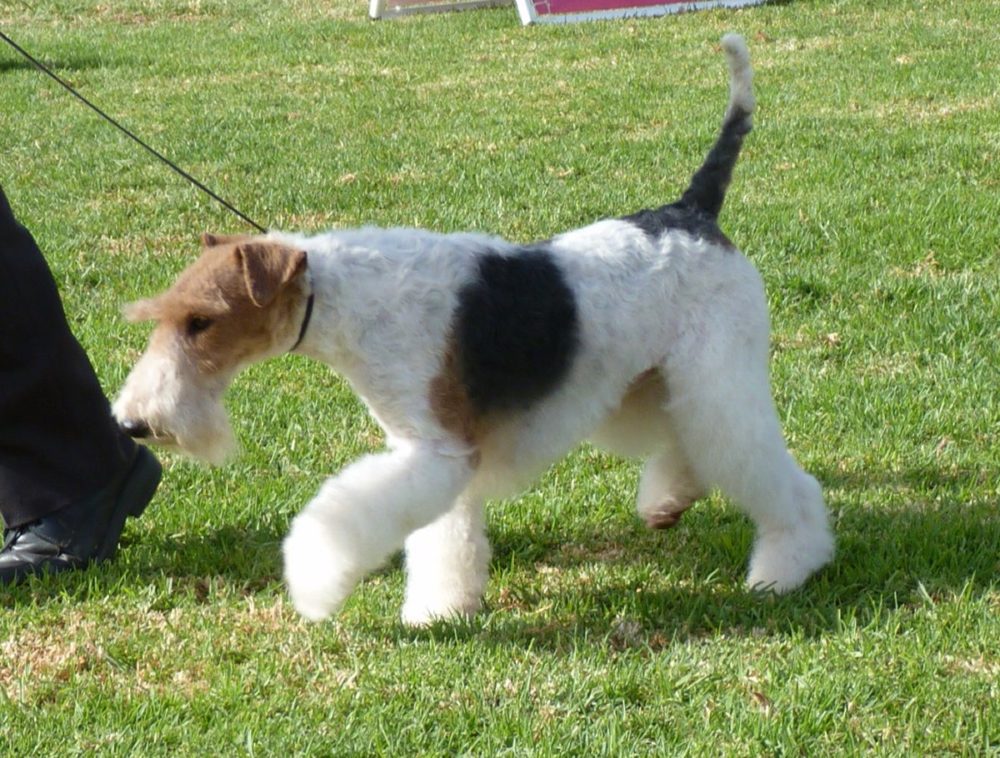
[0,446,162,584]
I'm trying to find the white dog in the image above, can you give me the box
[114,34,833,625]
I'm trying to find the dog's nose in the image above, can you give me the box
[120,418,152,439]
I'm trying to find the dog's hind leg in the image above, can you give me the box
[637,441,706,530]
[663,299,833,593]
[667,366,832,591]
[282,443,475,621]
[590,372,706,529]
[401,494,490,626]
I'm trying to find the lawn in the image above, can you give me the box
[1,0,998,754]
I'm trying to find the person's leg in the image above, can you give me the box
[0,185,134,524]
[0,184,160,582]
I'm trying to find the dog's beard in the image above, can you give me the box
[114,358,238,465]
[172,405,237,465]
[115,394,237,466]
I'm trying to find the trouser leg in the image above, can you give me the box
[0,184,134,527]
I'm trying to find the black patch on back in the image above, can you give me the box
[622,202,733,247]
[455,247,579,415]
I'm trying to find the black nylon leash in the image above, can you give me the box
[0,29,268,234]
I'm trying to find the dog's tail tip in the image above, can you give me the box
[677,34,755,220]
[721,33,749,66]
[721,33,755,120]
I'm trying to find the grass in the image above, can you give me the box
[1,0,998,753]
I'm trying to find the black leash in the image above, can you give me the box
[0,29,268,234]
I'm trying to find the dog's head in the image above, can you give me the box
[113,234,308,464]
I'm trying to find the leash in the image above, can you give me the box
[0,29,268,234]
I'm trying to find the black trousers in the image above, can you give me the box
[0,184,135,528]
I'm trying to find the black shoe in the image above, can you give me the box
[0,446,162,584]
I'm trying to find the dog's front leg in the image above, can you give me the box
[402,495,490,626]
[282,443,475,621]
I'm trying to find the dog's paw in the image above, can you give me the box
[746,522,835,594]
[636,460,704,531]
[282,514,361,621]
[401,591,482,627]
[639,496,695,530]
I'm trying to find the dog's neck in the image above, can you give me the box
[281,243,408,405]
[283,255,349,366]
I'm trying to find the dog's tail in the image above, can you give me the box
[679,34,755,220]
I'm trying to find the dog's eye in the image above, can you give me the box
[186,316,213,336]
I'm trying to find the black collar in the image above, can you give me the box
[290,293,314,353]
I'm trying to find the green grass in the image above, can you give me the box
[1,0,998,753]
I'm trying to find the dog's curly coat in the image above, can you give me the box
[114,35,834,625]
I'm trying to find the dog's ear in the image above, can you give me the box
[123,297,160,322]
[202,232,255,248]
[234,242,307,308]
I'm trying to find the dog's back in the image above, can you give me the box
[289,34,760,459]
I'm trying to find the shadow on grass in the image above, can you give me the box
[0,524,286,610]
[0,55,111,76]
[394,481,998,649]
[137,524,286,580]
[6,466,997,648]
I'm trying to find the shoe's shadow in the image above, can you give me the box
[136,524,286,582]
[0,523,287,609]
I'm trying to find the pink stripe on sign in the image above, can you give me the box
[538,0,689,12]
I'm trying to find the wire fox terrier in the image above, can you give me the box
[114,35,833,625]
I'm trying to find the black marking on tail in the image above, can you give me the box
[621,108,751,246]
[454,246,579,415]
[679,107,753,219]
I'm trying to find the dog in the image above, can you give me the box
[113,34,834,625]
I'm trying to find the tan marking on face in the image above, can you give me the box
[127,237,308,378]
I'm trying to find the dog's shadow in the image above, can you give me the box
[6,464,996,647]
[394,463,999,648]
[136,524,286,583]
